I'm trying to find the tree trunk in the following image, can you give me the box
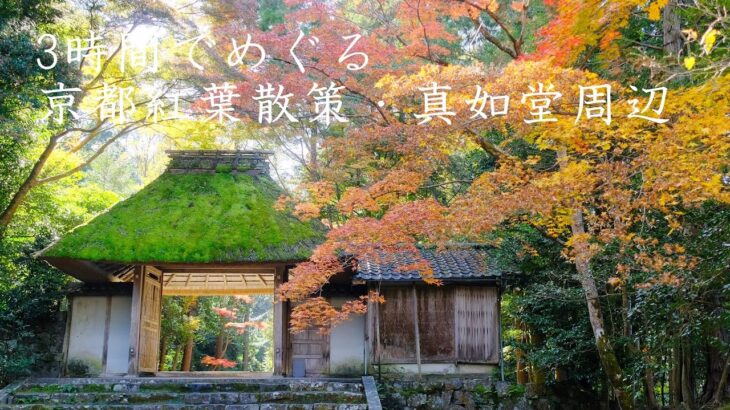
[515,348,529,384]
[181,336,194,371]
[622,285,630,337]
[701,326,730,403]
[570,208,634,410]
[661,355,666,408]
[212,325,231,370]
[529,329,546,395]
[0,137,57,234]
[172,345,181,371]
[662,0,683,56]
[681,338,696,409]
[242,309,251,371]
[515,318,529,384]
[555,367,568,382]
[671,343,682,407]
[643,360,659,410]
[557,148,632,409]
[713,355,730,405]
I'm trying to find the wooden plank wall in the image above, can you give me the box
[373,285,499,364]
[417,286,455,360]
[376,287,416,362]
[455,286,499,363]
[273,266,286,375]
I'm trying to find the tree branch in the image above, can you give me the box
[462,126,513,160]
[457,0,521,59]
[36,121,144,185]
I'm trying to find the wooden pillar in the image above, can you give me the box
[60,296,74,376]
[273,265,286,376]
[364,285,372,375]
[101,296,112,374]
[127,265,143,375]
[454,287,459,369]
[412,285,421,378]
[375,287,382,377]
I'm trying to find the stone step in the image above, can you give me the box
[0,378,373,410]
[9,391,365,406]
[15,380,364,394]
[0,404,368,409]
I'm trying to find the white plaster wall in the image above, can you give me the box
[67,297,107,375]
[329,296,365,375]
[106,296,132,374]
[66,295,132,375]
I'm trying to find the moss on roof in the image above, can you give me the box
[42,172,326,263]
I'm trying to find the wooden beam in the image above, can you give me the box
[101,296,112,374]
[161,268,275,274]
[273,266,285,376]
[155,262,281,271]
[163,272,275,288]
[163,287,274,296]
[60,296,74,376]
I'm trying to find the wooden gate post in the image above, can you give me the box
[128,266,143,375]
[273,266,286,375]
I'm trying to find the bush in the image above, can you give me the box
[65,359,90,377]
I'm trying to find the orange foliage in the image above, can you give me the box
[234,295,254,304]
[202,0,729,335]
[289,293,383,334]
[212,307,237,319]
[293,202,321,221]
[201,355,237,369]
[225,321,268,334]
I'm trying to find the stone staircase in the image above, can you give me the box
[0,377,373,409]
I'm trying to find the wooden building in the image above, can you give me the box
[39,150,502,378]
[359,248,502,375]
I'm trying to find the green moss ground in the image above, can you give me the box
[43,173,325,263]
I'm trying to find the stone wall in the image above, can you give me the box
[27,311,67,378]
[377,377,588,410]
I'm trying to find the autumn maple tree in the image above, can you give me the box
[186,1,730,409]
[201,296,267,370]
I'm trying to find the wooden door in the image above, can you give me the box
[290,327,329,376]
[138,266,163,373]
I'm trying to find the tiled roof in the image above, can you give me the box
[355,247,500,281]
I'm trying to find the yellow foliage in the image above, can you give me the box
[607,277,623,287]
[701,29,718,54]
[647,2,661,21]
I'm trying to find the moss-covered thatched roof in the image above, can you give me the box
[42,172,326,264]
